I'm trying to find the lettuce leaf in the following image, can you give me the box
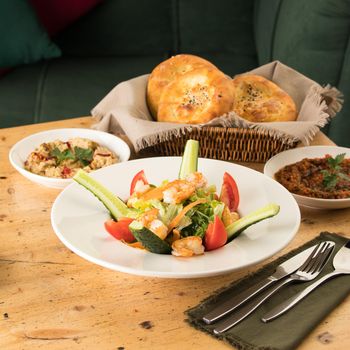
[162,203,182,225]
[179,199,226,238]
[181,202,212,238]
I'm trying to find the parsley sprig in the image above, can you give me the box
[50,147,75,164]
[321,153,350,190]
[50,146,93,166]
[74,147,94,166]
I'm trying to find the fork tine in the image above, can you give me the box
[312,245,333,274]
[299,242,324,272]
[304,242,329,273]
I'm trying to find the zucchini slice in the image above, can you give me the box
[129,221,171,254]
[226,203,280,241]
[178,139,199,179]
[73,169,137,220]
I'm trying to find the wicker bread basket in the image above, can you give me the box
[92,62,342,162]
[140,126,298,163]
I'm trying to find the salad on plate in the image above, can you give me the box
[73,140,279,257]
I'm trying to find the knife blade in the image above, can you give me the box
[202,243,319,324]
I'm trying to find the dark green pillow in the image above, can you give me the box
[0,0,61,67]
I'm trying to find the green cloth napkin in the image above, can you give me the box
[186,232,350,350]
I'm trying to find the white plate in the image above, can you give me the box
[9,128,130,189]
[264,146,350,210]
[51,157,300,278]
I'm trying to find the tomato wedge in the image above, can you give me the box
[204,216,227,251]
[130,170,148,195]
[219,172,239,212]
[104,218,135,242]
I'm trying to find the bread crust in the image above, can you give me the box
[231,74,297,122]
[147,54,217,119]
[157,67,234,124]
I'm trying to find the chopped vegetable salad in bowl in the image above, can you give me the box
[73,140,280,257]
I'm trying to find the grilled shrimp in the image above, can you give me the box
[138,209,168,240]
[185,172,208,189]
[148,219,168,240]
[171,236,205,257]
[133,179,150,194]
[139,208,159,226]
[163,180,196,204]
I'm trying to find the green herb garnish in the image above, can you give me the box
[321,153,350,190]
[50,146,93,166]
[181,201,214,238]
[327,153,345,170]
[74,146,93,166]
[50,147,75,165]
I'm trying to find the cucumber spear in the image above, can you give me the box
[73,169,137,220]
[226,203,280,241]
[178,139,199,179]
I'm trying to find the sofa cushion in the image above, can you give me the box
[275,0,350,86]
[193,52,258,77]
[178,0,256,57]
[0,0,61,68]
[254,0,350,147]
[0,63,44,127]
[253,0,281,65]
[55,0,173,56]
[255,0,350,85]
[0,55,167,127]
[328,46,350,147]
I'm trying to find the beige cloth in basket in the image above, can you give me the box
[92,61,342,152]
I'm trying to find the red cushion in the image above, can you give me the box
[30,0,103,36]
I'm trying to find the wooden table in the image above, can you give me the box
[1,117,349,350]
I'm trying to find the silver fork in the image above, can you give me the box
[213,241,335,334]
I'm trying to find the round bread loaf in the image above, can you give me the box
[157,67,234,124]
[231,74,297,122]
[147,54,218,119]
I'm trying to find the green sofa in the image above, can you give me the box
[1,0,349,147]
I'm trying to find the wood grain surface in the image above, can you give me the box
[0,117,349,350]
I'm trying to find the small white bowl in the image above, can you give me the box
[264,146,350,209]
[9,128,130,189]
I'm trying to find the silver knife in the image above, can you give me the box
[202,244,319,324]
